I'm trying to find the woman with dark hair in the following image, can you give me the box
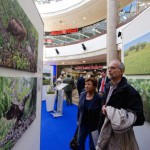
[77,77,102,150]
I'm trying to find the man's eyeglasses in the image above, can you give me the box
[108,66,120,70]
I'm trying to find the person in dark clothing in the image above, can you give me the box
[77,77,102,150]
[77,74,85,97]
[97,59,145,150]
[63,74,74,105]
[97,69,110,96]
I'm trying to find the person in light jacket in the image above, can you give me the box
[97,59,145,150]
[77,77,102,150]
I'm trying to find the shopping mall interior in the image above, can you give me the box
[0,0,150,150]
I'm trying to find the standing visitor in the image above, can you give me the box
[77,77,102,150]
[63,74,74,105]
[77,74,85,97]
[96,59,145,150]
[97,69,110,96]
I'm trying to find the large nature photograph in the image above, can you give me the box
[0,77,37,150]
[0,0,38,72]
[128,79,150,122]
[124,32,150,75]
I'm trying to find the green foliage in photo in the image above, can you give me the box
[0,77,37,150]
[0,0,38,72]
[43,79,50,85]
[128,78,150,122]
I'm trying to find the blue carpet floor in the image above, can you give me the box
[40,100,89,150]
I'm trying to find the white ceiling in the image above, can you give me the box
[36,0,133,31]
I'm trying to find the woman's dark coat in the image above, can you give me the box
[77,91,102,132]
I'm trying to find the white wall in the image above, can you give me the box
[7,1,44,150]
[44,34,107,58]
[123,7,150,46]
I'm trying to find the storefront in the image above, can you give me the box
[57,62,107,79]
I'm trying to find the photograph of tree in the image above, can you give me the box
[0,0,38,72]
[124,32,150,75]
[0,77,37,150]
[128,79,150,122]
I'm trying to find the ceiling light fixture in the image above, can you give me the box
[55,48,59,54]
[83,17,86,20]
[82,43,86,50]
[118,31,122,37]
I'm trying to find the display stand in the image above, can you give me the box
[51,83,67,117]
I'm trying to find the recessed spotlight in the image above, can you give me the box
[83,17,86,20]
[83,60,86,63]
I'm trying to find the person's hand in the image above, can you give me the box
[102,105,107,115]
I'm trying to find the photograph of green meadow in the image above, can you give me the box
[124,32,150,75]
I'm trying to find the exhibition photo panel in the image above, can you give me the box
[0,0,38,72]
[0,77,37,150]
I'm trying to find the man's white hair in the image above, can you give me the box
[110,59,125,72]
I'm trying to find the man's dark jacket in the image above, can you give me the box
[98,77,145,132]
[77,77,85,96]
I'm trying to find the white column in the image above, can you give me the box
[107,0,119,66]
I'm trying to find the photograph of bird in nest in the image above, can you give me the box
[0,0,38,72]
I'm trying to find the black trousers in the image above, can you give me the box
[65,91,72,104]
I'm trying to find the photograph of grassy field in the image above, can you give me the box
[124,32,150,75]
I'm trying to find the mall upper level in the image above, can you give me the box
[42,0,150,46]
[34,0,150,65]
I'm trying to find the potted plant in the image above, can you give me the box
[45,84,56,112]
[42,73,51,101]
